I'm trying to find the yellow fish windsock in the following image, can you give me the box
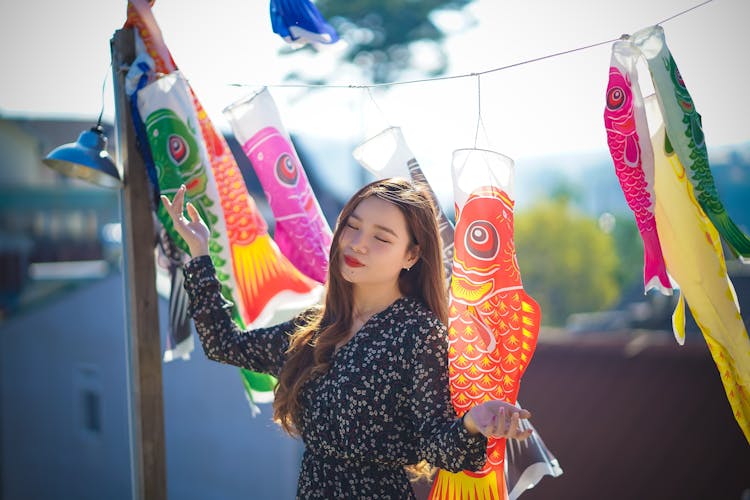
[647,95,750,443]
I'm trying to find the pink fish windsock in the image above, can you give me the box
[126,0,322,409]
[224,88,332,284]
[604,39,671,295]
[430,149,542,500]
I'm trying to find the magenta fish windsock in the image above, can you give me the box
[604,39,672,295]
[224,88,332,284]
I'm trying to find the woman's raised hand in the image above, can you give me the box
[161,185,210,258]
[462,399,533,441]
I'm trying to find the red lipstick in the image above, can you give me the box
[344,255,365,267]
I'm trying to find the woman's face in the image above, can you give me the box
[338,196,418,288]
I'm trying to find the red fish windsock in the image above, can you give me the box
[224,88,332,284]
[430,149,541,500]
[355,132,561,496]
[604,39,672,295]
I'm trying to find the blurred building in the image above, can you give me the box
[0,115,353,500]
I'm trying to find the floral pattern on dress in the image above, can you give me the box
[184,255,487,498]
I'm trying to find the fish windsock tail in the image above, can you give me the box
[640,228,672,295]
[429,469,507,500]
[230,235,320,327]
[705,210,750,262]
[703,333,750,443]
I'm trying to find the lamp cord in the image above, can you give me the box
[96,64,112,129]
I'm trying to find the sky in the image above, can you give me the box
[1,0,749,200]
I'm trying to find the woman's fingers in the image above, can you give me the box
[493,408,507,436]
[186,201,199,222]
[160,185,187,221]
[172,185,185,217]
[507,411,521,438]
[481,407,533,441]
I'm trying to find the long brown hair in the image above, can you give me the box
[273,178,448,437]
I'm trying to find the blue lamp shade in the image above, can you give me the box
[42,125,122,189]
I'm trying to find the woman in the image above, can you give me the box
[162,178,533,498]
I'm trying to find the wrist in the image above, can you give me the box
[190,246,209,258]
[462,411,480,435]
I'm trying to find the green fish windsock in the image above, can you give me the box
[129,0,323,413]
[632,25,750,261]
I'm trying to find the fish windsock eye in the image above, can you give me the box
[168,135,189,165]
[275,153,299,186]
[464,220,499,260]
[674,66,685,89]
[606,86,626,110]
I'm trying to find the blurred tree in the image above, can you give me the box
[282,0,476,83]
[515,198,620,326]
[609,214,643,296]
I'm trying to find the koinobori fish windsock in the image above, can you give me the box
[137,73,320,323]
[270,0,339,45]
[355,133,561,497]
[646,95,750,443]
[632,25,750,262]
[126,0,322,410]
[353,126,455,285]
[224,88,332,284]
[430,149,542,500]
[604,39,672,295]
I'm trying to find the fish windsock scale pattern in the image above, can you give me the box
[224,88,332,284]
[647,96,750,443]
[430,150,541,500]
[604,39,671,294]
[632,25,750,261]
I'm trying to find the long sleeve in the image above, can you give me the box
[182,255,296,376]
[408,318,488,473]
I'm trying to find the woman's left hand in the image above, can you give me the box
[462,400,533,441]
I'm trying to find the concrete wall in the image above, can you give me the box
[1,273,302,500]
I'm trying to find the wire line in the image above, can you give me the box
[227,0,714,91]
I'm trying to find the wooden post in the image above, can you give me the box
[111,28,167,499]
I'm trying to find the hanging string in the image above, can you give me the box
[366,86,392,128]
[656,0,713,24]
[228,0,714,91]
[473,74,481,149]
[470,74,493,149]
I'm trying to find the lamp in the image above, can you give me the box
[42,124,122,188]
[42,67,122,188]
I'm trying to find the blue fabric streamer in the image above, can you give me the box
[130,61,161,208]
[270,0,339,44]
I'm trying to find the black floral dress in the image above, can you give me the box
[183,255,487,499]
